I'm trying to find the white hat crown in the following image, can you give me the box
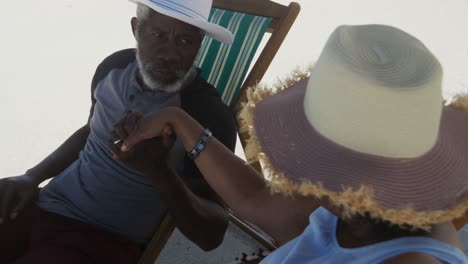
[130,0,233,44]
[304,25,443,158]
[153,0,211,21]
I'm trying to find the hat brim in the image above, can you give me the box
[248,77,468,228]
[130,0,234,45]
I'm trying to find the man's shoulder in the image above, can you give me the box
[98,49,136,70]
[180,76,231,120]
[91,49,136,90]
[94,49,136,76]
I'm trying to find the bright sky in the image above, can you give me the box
[0,0,467,177]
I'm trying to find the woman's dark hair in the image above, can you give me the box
[356,212,430,239]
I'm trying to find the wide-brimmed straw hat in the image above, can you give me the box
[240,24,468,229]
[129,0,234,44]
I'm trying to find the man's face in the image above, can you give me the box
[132,11,203,90]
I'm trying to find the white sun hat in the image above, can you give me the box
[129,0,234,45]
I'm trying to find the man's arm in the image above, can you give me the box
[167,92,237,251]
[25,124,90,185]
[0,54,106,222]
[152,167,228,251]
[25,49,102,185]
[0,125,90,222]
[0,123,91,223]
[153,89,236,251]
[111,112,230,251]
[27,49,138,184]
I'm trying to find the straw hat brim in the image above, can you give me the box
[239,70,468,229]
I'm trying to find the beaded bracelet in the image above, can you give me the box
[188,128,212,160]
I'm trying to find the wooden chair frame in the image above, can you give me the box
[225,0,301,172]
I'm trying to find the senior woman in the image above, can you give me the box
[113,25,468,263]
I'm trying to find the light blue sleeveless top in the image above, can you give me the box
[37,60,190,244]
[262,207,467,264]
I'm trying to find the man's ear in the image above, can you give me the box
[131,17,139,39]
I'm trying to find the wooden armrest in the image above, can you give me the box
[138,213,176,264]
[228,211,277,251]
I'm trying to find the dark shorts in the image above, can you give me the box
[0,204,142,264]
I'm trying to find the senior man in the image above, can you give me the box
[0,0,236,263]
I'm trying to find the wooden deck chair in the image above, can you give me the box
[137,1,300,263]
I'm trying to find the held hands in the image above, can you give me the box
[0,174,39,224]
[108,111,175,176]
[118,107,184,153]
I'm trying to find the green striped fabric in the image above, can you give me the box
[195,8,272,106]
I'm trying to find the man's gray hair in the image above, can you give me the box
[136,3,152,22]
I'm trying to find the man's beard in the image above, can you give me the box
[136,49,193,93]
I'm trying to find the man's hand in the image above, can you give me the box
[0,175,39,224]
[111,110,230,250]
[108,112,175,177]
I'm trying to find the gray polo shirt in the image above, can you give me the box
[37,60,189,244]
